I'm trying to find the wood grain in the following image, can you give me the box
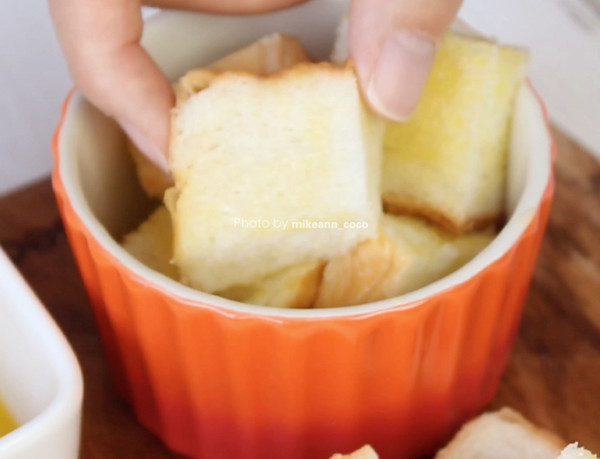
[0,181,185,459]
[489,129,600,449]
[1,127,599,457]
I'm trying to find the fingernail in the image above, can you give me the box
[118,119,170,173]
[367,32,436,122]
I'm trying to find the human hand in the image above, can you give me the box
[49,0,462,170]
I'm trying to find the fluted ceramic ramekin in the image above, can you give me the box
[52,2,555,458]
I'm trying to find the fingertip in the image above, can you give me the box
[365,32,436,122]
[83,46,174,173]
[348,0,462,121]
[119,119,171,174]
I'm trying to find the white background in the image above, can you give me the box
[0,0,599,196]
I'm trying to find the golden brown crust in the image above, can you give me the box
[313,234,409,309]
[175,61,357,104]
[175,33,310,103]
[288,262,325,309]
[382,196,502,235]
[209,33,310,73]
[174,69,218,103]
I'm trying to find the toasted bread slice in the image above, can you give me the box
[314,214,494,308]
[128,33,310,199]
[435,408,565,459]
[121,206,179,280]
[383,33,529,233]
[218,260,324,309]
[168,62,384,293]
[330,445,379,459]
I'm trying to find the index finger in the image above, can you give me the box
[49,0,174,169]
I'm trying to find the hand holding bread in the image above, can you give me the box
[49,0,465,169]
[122,25,528,309]
[53,6,559,459]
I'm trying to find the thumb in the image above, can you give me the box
[349,0,463,121]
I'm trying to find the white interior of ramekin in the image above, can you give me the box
[56,0,553,319]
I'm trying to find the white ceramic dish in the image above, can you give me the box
[0,248,83,459]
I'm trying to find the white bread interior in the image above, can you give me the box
[121,206,179,280]
[121,205,324,309]
[435,408,565,459]
[314,214,494,308]
[558,443,598,459]
[330,445,379,459]
[128,33,310,199]
[168,62,384,293]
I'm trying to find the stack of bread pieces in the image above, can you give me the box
[122,26,528,309]
[330,408,598,459]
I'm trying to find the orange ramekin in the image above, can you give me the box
[51,4,555,459]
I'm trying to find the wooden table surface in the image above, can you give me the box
[1,127,599,458]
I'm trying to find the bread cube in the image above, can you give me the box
[121,206,179,280]
[383,33,529,233]
[168,63,384,292]
[314,214,494,308]
[127,33,310,199]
